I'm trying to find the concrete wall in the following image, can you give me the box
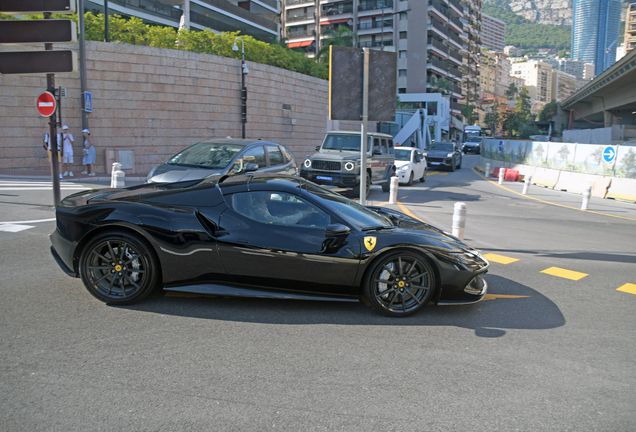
[0,41,365,175]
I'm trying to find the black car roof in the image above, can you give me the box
[218,174,304,196]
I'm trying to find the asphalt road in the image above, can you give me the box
[1,160,635,431]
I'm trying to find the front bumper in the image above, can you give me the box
[463,144,480,153]
[427,158,453,169]
[49,229,78,278]
[300,170,360,189]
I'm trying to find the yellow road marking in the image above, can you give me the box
[616,283,636,295]
[483,294,530,300]
[471,168,636,222]
[428,171,449,176]
[541,266,588,281]
[483,253,519,264]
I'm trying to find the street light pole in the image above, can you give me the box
[233,37,249,139]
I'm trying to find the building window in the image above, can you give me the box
[399,70,407,77]
[399,50,407,58]
[399,32,407,39]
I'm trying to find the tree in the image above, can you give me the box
[501,110,520,138]
[505,82,519,101]
[462,105,477,125]
[484,102,500,135]
[538,99,558,121]
[515,86,532,122]
[429,76,453,96]
[315,25,358,63]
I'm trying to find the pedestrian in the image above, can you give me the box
[44,129,63,179]
[81,129,96,176]
[61,125,74,177]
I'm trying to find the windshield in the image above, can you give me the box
[303,183,392,230]
[167,142,245,169]
[466,137,483,143]
[429,143,454,152]
[321,134,372,152]
[395,149,412,161]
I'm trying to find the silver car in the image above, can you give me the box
[147,139,297,183]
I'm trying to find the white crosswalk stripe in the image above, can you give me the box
[0,180,92,191]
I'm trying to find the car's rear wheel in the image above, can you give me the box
[363,250,435,317]
[420,170,426,182]
[79,231,159,305]
[457,158,462,169]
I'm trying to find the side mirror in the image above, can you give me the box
[325,224,350,237]
[243,163,259,173]
[316,146,321,151]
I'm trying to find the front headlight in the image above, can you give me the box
[447,153,454,158]
[303,159,311,168]
[344,161,355,171]
[146,166,157,183]
[400,165,409,171]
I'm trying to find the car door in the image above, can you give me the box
[216,191,362,295]
[263,145,290,175]
[412,150,424,179]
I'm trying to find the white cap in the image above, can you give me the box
[62,125,69,130]
[82,129,90,133]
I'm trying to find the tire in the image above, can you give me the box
[420,171,426,182]
[79,231,160,305]
[457,158,462,169]
[363,250,435,317]
[354,173,371,198]
[449,162,455,172]
[381,168,394,192]
[406,171,414,186]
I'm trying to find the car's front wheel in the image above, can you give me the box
[79,231,159,305]
[406,171,414,186]
[363,250,435,317]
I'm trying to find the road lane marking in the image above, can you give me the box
[541,267,588,281]
[616,283,636,295]
[0,224,35,233]
[483,253,519,264]
[428,171,449,176]
[0,218,56,224]
[471,168,636,222]
[483,294,529,300]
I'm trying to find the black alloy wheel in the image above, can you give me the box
[79,231,159,305]
[363,250,435,317]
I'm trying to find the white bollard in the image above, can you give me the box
[485,163,490,178]
[113,170,126,188]
[388,176,399,204]
[111,163,122,188]
[498,167,505,185]
[452,202,467,241]
[581,185,592,210]
[522,175,532,195]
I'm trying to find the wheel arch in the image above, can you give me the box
[357,246,442,299]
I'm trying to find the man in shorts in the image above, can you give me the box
[61,125,74,177]
[44,129,63,180]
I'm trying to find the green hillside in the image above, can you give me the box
[483,0,571,54]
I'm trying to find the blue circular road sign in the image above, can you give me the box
[499,140,504,152]
[603,146,616,164]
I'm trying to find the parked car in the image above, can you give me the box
[426,141,462,171]
[462,136,482,154]
[50,174,489,317]
[395,146,427,185]
[146,139,297,183]
[299,131,395,196]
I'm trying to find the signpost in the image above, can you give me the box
[84,91,92,113]
[36,92,57,117]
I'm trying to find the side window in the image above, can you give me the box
[231,191,330,228]
[266,145,284,167]
[242,146,266,168]
[387,139,394,154]
[280,146,293,164]
[373,138,381,153]
[381,139,388,154]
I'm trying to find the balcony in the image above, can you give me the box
[321,4,354,16]
[358,20,393,30]
[286,0,313,5]
[448,31,462,47]
[287,13,314,23]
[187,0,278,32]
[428,18,446,36]
[358,0,394,12]
[428,37,447,53]
[449,0,463,13]
[359,40,393,48]
[449,15,463,31]
[288,28,315,39]
[449,48,462,63]
[110,0,183,21]
[428,0,448,22]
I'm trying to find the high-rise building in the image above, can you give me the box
[282,0,466,118]
[460,0,482,110]
[510,60,554,106]
[481,13,505,52]
[551,70,578,101]
[571,0,622,75]
[83,0,280,42]
[626,2,636,55]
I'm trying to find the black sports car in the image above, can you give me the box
[50,174,489,317]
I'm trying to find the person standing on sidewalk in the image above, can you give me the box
[44,128,63,180]
[61,125,74,177]
[81,129,96,176]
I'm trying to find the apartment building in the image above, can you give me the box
[510,60,553,111]
[481,13,504,52]
[282,0,467,117]
[460,0,482,110]
[551,70,578,102]
[479,49,510,101]
[626,2,636,55]
[84,0,280,41]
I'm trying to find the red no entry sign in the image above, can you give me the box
[36,91,56,117]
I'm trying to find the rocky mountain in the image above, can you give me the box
[507,0,572,26]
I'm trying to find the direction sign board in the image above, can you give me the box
[603,146,616,164]
[499,140,504,152]
[36,91,56,117]
[0,50,78,74]
[84,91,92,113]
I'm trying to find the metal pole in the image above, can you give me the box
[360,48,370,205]
[381,8,384,50]
[104,0,109,42]
[45,11,61,206]
[79,0,88,130]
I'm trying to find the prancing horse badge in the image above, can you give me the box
[364,236,377,251]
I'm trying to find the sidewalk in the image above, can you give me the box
[0,168,147,186]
